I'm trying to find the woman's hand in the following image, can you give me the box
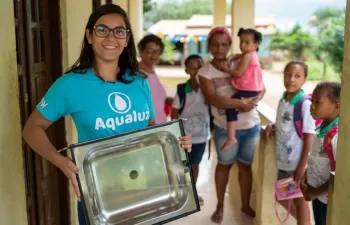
[237,97,256,112]
[165,97,174,104]
[57,156,81,200]
[301,185,312,201]
[179,135,192,152]
[304,186,318,201]
[264,123,275,144]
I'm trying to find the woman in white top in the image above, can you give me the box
[198,27,264,223]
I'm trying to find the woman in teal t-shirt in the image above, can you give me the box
[22,4,192,225]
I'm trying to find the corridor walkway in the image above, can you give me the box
[169,142,296,225]
[169,142,255,225]
[157,65,317,225]
[167,141,299,225]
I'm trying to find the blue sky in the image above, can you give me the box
[256,0,346,24]
[155,0,346,29]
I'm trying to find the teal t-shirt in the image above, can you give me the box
[36,68,155,143]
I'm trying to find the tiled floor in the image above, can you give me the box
[168,144,304,225]
[169,146,256,225]
[158,67,315,225]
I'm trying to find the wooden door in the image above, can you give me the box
[13,0,69,224]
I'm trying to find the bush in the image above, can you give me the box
[307,60,341,81]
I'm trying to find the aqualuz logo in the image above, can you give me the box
[95,92,150,130]
[108,92,131,114]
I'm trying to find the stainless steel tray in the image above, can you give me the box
[65,120,200,225]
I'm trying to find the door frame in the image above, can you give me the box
[13,0,70,224]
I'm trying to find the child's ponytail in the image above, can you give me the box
[237,28,245,36]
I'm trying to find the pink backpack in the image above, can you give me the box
[322,124,338,172]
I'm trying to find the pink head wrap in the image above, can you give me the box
[207,27,232,44]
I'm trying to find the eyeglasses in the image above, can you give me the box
[93,24,129,39]
[145,48,162,56]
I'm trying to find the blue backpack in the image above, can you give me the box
[176,81,214,159]
[293,94,322,140]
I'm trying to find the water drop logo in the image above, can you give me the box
[108,92,131,114]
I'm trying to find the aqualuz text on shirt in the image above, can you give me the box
[95,110,150,130]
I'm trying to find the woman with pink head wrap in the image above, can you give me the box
[197,27,264,223]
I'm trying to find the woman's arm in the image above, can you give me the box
[306,182,329,199]
[255,85,266,102]
[148,119,156,126]
[171,108,180,120]
[198,76,255,111]
[23,109,65,167]
[23,109,81,199]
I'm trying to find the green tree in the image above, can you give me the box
[143,0,156,14]
[312,39,328,79]
[310,7,345,75]
[317,15,345,73]
[143,0,213,29]
[309,7,344,31]
[160,39,178,64]
[270,24,314,60]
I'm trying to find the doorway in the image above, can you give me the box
[13,0,70,224]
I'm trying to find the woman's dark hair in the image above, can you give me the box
[284,60,309,77]
[184,54,204,67]
[65,4,139,84]
[237,27,262,51]
[138,34,165,53]
[315,82,341,103]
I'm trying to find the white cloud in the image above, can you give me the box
[256,0,346,24]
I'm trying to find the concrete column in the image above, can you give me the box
[213,0,226,27]
[329,1,350,224]
[0,1,28,224]
[112,0,143,45]
[129,0,144,45]
[230,0,255,53]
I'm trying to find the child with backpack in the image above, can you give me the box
[218,28,264,151]
[171,55,211,206]
[265,61,315,224]
[301,81,341,225]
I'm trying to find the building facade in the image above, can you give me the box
[1,0,350,224]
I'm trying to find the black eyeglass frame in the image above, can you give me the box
[93,24,130,39]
